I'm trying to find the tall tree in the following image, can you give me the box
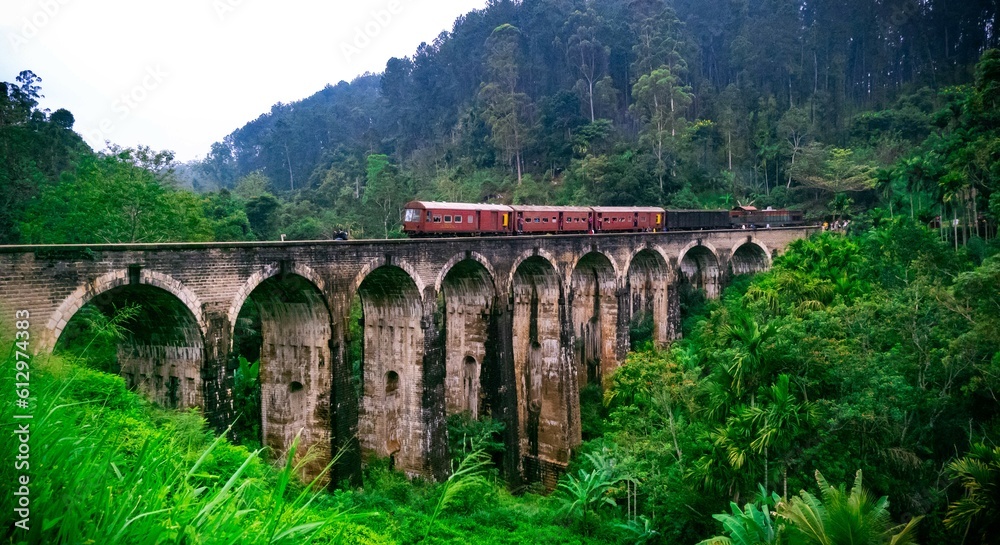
[630,66,693,193]
[565,7,610,122]
[363,154,408,239]
[480,24,531,185]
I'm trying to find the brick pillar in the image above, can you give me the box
[202,311,234,433]
[329,301,363,488]
[421,293,449,481]
[559,283,582,466]
[667,284,682,341]
[615,286,631,362]
[484,300,521,487]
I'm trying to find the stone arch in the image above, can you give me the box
[44,269,205,353]
[355,265,425,476]
[511,255,570,478]
[678,241,723,299]
[507,248,561,294]
[435,251,498,294]
[565,250,620,289]
[569,252,618,388]
[52,278,205,410]
[730,239,772,276]
[233,272,333,481]
[625,247,674,347]
[226,262,328,334]
[440,258,497,420]
[350,257,426,302]
[622,245,674,285]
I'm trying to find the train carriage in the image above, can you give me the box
[591,206,664,232]
[403,201,513,236]
[730,206,804,227]
[511,205,593,233]
[665,209,731,230]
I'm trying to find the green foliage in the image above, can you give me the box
[20,151,213,244]
[446,411,505,463]
[0,353,345,545]
[232,356,262,448]
[54,301,141,374]
[780,471,920,545]
[944,443,1000,542]
[697,493,781,545]
[556,451,628,535]
[700,473,920,545]
[424,447,492,541]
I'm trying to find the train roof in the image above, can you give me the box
[510,205,592,212]
[404,201,513,212]
[591,206,665,213]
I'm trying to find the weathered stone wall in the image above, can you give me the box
[250,274,332,480]
[0,227,816,487]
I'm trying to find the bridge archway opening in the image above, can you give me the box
[627,249,671,348]
[680,245,722,301]
[440,259,496,421]
[232,273,332,479]
[570,252,617,390]
[570,252,617,443]
[54,284,204,410]
[511,256,566,476]
[731,242,770,276]
[354,265,423,475]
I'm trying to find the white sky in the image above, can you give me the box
[1,0,488,161]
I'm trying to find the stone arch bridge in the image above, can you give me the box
[0,227,815,488]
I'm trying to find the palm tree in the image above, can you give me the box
[945,443,1000,543]
[697,494,782,545]
[556,451,629,535]
[778,470,920,545]
[748,375,814,498]
[722,311,777,401]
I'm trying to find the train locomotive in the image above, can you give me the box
[402,201,803,237]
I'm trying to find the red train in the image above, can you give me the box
[402,201,803,237]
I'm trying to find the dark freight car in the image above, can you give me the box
[666,210,731,230]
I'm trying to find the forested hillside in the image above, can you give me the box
[177,0,999,238]
[3,0,999,243]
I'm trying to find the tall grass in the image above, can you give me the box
[1,322,632,545]
[0,350,350,544]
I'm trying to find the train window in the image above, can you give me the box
[404,209,420,222]
[433,216,441,223]
[552,217,557,222]
[468,215,473,223]
[427,211,432,221]
[533,218,540,223]
[542,217,548,223]
[444,216,452,223]
[455,215,462,223]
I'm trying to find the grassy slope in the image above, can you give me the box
[0,351,621,544]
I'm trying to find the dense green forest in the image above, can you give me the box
[3,0,1000,243]
[3,0,1000,543]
